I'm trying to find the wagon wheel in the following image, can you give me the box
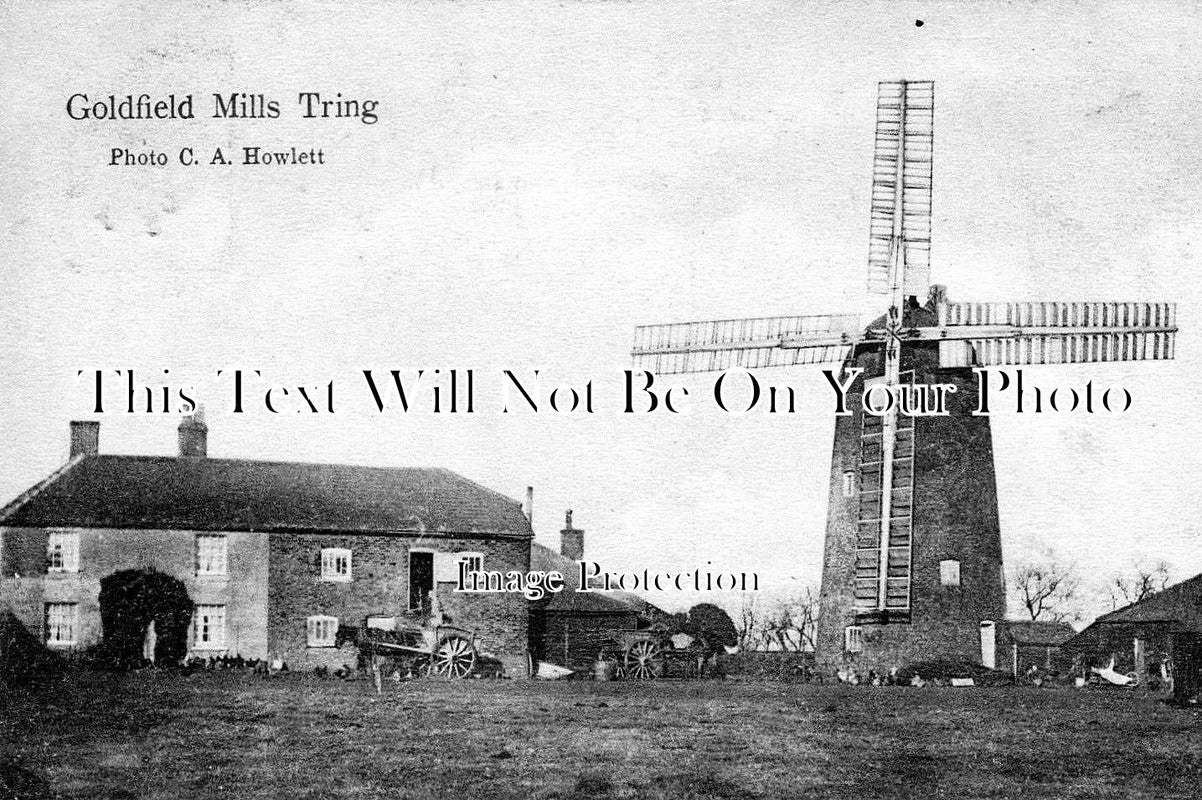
[431,634,477,678]
[624,639,664,680]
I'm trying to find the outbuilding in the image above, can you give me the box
[1062,573,1202,697]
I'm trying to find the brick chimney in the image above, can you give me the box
[177,407,207,458]
[560,509,584,562]
[69,420,99,458]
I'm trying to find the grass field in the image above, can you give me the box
[1,671,1199,799]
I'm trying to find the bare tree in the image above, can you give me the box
[1107,558,1172,609]
[735,593,760,651]
[760,587,819,652]
[1010,557,1081,623]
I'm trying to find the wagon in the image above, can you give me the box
[599,627,709,680]
[352,620,479,678]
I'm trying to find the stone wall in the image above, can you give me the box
[266,532,531,675]
[0,526,533,675]
[0,526,269,659]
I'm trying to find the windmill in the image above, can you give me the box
[630,81,1178,671]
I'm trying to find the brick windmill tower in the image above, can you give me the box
[631,81,1178,671]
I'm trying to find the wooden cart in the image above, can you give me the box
[600,628,708,680]
[354,621,478,678]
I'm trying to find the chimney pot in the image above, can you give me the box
[178,407,208,458]
[69,420,99,459]
[524,486,534,527]
[560,509,584,562]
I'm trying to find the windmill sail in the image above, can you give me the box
[936,301,1177,367]
[867,80,934,298]
[854,376,916,616]
[631,313,862,375]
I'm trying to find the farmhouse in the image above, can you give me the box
[0,417,533,675]
[1062,573,1202,699]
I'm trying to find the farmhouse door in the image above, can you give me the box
[409,551,434,612]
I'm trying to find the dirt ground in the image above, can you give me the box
[1,671,1199,800]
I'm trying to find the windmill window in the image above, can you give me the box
[45,603,78,645]
[320,548,353,582]
[196,534,228,576]
[940,559,961,587]
[841,471,856,497]
[194,605,226,650]
[307,616,338,648]
[844,625,863,653]
[47,531,79,573]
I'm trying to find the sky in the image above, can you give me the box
[1,1,1199,623]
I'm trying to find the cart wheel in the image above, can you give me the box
[624,640,663,680]
[432,635,477,678]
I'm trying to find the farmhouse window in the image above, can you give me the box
[844,625,863,653]
[321,548,353,582]
[842,471,856,498]
[431,552,486,584]
[47,531,79,572]
[940,559,961,587]
[196,534,228,576]
[194,605,227,650]
[453,552,484,579]
[45,603,77,645]
[307,616,338,648]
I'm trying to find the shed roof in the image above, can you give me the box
[0,454,531,538]
[1092,573,1202,632]
[1002,620,1078,646]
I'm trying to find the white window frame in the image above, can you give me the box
[433,551,485,584]
[47,531,80,573]
[196,534,228,577]
[458,551,484,577]
[307,615,339,648]
[841,471,856,498]
[320,548,353,582]
[844,625,863,654]
[194,604,227,650]
[940,559,962,588]
[45,602,78,645]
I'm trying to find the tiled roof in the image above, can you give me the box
[0,455,531,538]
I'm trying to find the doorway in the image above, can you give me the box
[409,551,434,612]
[98,569,193,668]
